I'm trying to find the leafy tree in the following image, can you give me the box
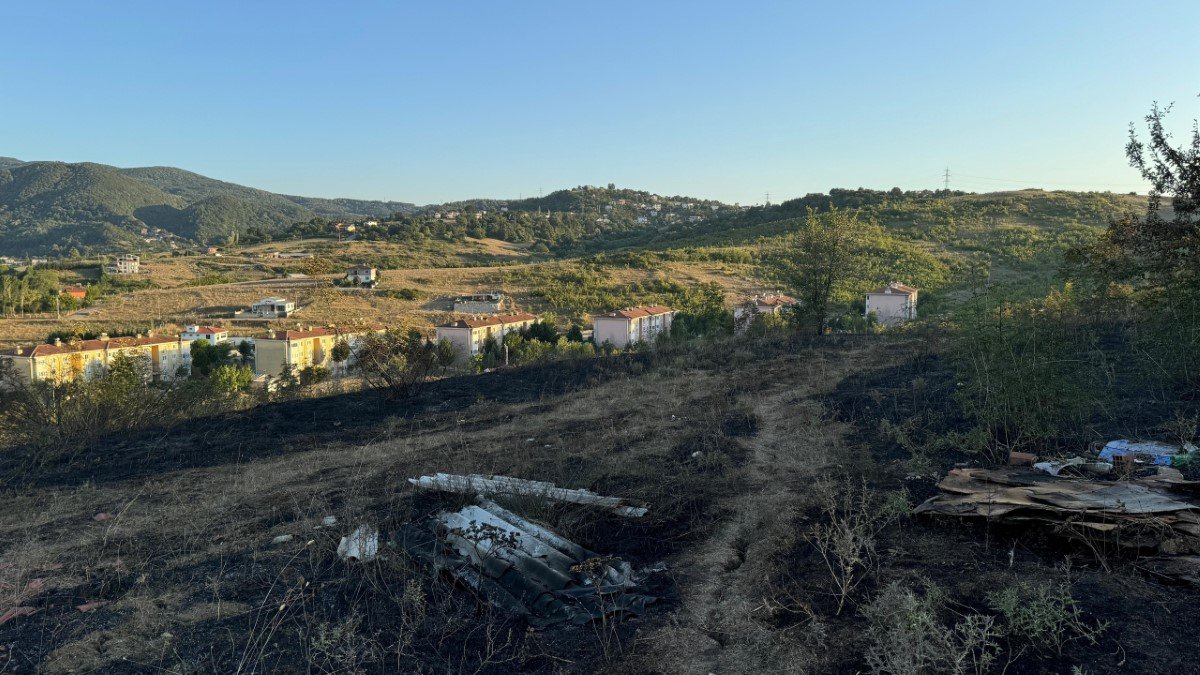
[565,324,584,342]
[523,320,559,343]
[330,340,352,364]
[189,338,230,377]
[355,329,453,398]
[211,364,253,393]
[435,338,457,373]
[299,366,330,387]
[1069,99,1200,384]
[237,340,254,359]
[765,207,876,334]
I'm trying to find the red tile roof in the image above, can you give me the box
[61,286,88,299]
[758,295,798,306]
[867,283,918,296]
[189,326,226,335]
[0,335,180,358]
[593,305,675,320]
[438,313,538,329]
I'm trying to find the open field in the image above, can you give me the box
[0,256,762,347]
[1,332,1194,672]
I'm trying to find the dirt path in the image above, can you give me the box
[637,347,868,674]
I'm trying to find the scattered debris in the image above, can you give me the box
[915,467,1200,552]
[400,498,657,627]
[77,600,112,613]
[0,607,37,626]
[1138,555,1200,588]
[271,534,294,545]
[1008,451,1037,466]
[337,525,379,561]
[1098,439,1197,467]
[1032,456,1112,477]
[93,512,112,522]
[321,515,338,527]
[408,473,649,518]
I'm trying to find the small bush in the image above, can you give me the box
[986,581,1106,655]
[862,581,1001,675]
[807,479,908,614]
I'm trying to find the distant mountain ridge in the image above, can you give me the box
[0,158,420,255]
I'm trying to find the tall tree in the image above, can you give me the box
[768,207,874,335]
[1070,98,1200,383]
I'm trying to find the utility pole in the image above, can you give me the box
[943,167,951,191]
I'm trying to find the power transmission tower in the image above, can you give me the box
[943,167,951,191]
[764,192,771,207]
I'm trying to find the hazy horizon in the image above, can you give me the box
[3,1,1197,204]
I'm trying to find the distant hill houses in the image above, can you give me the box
[453,292,505,313]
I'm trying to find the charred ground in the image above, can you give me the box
[0,332,1197,673]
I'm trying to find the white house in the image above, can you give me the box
[453,292,506,314]
[104,254,140,275]
[435,313,538,361]
[592,305,675,348]
[734,294,798,330]
[181,325,229,344]
[251,297,295,318]
[345,266,378,286]
[865,283,918,325]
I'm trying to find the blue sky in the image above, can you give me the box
[2,1,1197,205]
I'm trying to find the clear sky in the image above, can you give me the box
[2,1,1197,205]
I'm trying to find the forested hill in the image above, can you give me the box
[0,160,418,255]
[568,187,1148,253]
[323,186,1146,270]
[0,156,1148,266]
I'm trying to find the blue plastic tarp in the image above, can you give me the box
[1098,439,1179,466]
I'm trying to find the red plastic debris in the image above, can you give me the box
[0,606,38,626]
[77,600,112,613]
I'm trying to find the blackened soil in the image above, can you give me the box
[0,353,658,490]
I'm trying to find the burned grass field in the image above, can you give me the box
[1,333,1198,673]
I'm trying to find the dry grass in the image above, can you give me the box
[0,255,761,347]
[0,335,905,672]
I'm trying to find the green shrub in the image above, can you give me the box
[986,581,1106,655]
[862,581,1001,675]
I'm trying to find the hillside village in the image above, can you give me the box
[1,270,847,387]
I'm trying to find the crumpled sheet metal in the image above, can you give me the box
[914,467,1200,550]
[400,499,656,627]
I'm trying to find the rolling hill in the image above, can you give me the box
[0,159,419,255]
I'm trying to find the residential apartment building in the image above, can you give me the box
[435,313,537,361]
[453,292,506,314]
[865,282,918,325]
[0,333,189,385]
[253,325,385,378]
[592,305,675,348]
[104,254,140,275]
